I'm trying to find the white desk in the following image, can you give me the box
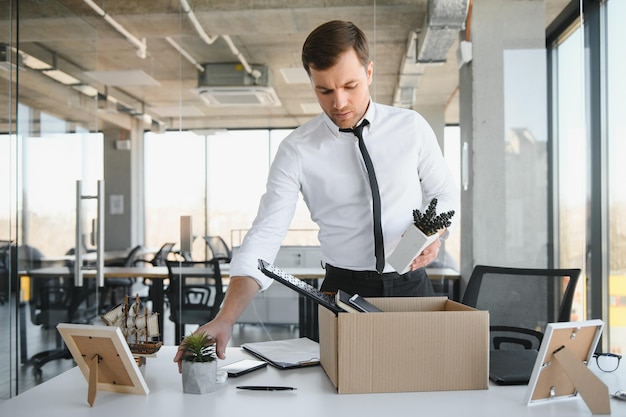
[1,346,624,416]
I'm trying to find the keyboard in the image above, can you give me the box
[257,259,344,315]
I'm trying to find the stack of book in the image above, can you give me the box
[335,290,383,313]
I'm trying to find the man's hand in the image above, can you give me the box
[172,275,261,373]
[409,237,441,271]
[173,318,233,373]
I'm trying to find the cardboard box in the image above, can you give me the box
[319,297,489,394]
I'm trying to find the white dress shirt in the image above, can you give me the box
[229,101,459,290]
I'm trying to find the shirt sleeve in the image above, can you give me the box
[413,113,460,238]
[228,140,302,290]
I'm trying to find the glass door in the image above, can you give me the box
[1,0,102,397]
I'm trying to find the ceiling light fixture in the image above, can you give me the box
[42,69,80,85]
[72,84,99,97]
[21,53,53,70]
[0,44,21,72]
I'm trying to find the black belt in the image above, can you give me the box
[325,264,404,281]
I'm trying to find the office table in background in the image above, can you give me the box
[22,265,461,342]
[22,266,203,338]
[0,346,623,417]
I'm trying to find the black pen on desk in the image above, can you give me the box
[236,386,297,391]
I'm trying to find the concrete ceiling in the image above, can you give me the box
[0,0,572,133]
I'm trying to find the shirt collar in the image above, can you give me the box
[323,98,375,138]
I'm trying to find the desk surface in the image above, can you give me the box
[22,266,170,279]
[21,266,460,280]
[1,346,624,416]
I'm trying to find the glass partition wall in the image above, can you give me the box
[0,0,16,400]
[1,0,103,397]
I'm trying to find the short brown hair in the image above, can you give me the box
[301,20,370,76]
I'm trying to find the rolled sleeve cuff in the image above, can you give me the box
[229,254,274,291]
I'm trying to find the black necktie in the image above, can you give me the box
[340,120,385,274]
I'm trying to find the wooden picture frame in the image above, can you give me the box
[57,323,149,406]
[524,319,609,414]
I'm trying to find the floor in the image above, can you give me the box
[0,282,299,402]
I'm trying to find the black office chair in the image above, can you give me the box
[461,265,580,351]
[100,244,145,311]
[202,236,232,263]
[134,242,176,304]
[165,259,225,344]
[28,271,99,380]
[0,240,12,305]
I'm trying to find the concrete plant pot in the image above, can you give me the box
[182,360,218,394]
[387,225,439,274]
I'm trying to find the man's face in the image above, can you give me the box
[309,49,373,130]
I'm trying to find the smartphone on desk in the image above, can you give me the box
[219,359,268,377]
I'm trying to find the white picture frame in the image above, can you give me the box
[524,319,607,413]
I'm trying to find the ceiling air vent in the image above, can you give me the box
[194,86,280,107]
[192,63,281,107]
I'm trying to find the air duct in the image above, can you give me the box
[417,0,469,64]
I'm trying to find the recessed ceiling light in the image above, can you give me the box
[280,67,310,84]
[84,70,161,86]
[72,84,99,97]
[21,54,53,70]
[42,69,80,85]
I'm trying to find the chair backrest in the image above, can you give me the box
[151,242,176,266]
[123,245,145,267]
[30,274,99,328]
[0,241,12,299]
[461,265,580,350]
[202,236,232,263]
[165,259,225,343]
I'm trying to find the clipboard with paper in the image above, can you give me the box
[241,337,320,369]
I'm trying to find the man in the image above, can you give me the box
[174,20,458,368]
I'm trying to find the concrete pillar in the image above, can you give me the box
[415,105,446,150]
[458,0,548,286]
[102,126,134,250]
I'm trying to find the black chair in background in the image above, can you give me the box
[139,242,177,267]
[27,272,99,380]
[165,259,225,344]
[100,244,145,311]
[134,242,176,304]
[202,236,232,264]
[0,240,12,304]
[461,265,581,351]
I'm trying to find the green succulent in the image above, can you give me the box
[181,331,217,362]
[412,198,455,236]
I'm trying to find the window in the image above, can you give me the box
[554,23,586,322]
[144,129,318,254]
[606,0,626,354]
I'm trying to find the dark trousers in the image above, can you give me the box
[320,264,435,297]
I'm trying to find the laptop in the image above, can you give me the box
[489,349,538,385]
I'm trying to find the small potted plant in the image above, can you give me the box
[180,331,218,394]
[387,198,455,274]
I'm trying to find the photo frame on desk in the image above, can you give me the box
[57,323,149,407]
[524,320,609,414]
